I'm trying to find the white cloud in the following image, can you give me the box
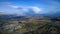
[0,2,41,13]
[7,5,42,13]
[21,8,29,12]
[31,7,42,13]
[0,11,5,12]
[8,5,19,9]
[19,6,42,13]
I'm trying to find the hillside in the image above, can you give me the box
[0,14,60,34]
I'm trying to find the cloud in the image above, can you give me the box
[31,7,42,13]
[21,7,42,13]
[8,5,19,9]
[0,2,42,14]
[7,5,42,13]
[0,10,7,14]
[0,10,6,12]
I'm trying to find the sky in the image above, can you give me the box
[0,0,60,15]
